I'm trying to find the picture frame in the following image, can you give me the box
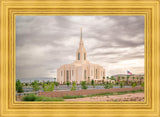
[0,0,159,117]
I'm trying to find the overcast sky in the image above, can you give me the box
[16,16,144,79]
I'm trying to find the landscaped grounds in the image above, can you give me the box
[16,76,144,102]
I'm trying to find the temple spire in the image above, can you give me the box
[81,28,82,40]
[79,28,84,47]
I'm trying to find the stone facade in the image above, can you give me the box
[57,29,106,84]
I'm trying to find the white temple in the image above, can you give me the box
[57,28,106,84]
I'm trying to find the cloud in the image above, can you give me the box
[16,16,144,79]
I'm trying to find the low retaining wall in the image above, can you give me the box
[39,87,144,98]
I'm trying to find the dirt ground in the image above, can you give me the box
[64,92,144,102]
[39,87,144,98]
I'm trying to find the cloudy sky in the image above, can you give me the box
[16,16,144,79]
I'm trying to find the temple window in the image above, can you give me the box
[67,70,69,81]
[96,69,97,79]
[72,70,74,76]
[84,53,86,60]
[78,52,80,60]
[84,70,86,80]
[61,71,63,76]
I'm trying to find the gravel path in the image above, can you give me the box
[64,93,144,102]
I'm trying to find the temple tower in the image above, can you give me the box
[76,28,87,62]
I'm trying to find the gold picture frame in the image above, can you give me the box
[0,0,159,116]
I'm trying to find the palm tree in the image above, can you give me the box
[106,76,109,83]
[88,77,90,84]
[118,76,121,83]
[140,76,144,84]
[122,76,125,81]
[127,76,130,85]
[102,76,105,84]
[132,76,135,81]
[137,77,139,81]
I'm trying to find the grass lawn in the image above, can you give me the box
[22,89,144,101]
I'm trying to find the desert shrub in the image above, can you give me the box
[81,81,88,89]
[71,81,76,91]
[22,93,63,101]
[43,82,54,92]
[16,80,24,93]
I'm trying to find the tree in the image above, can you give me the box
[126,76,130,85]
[122,76,125,81]
[31,80,40,91]
[116,81,119,85]
[118,76,121,83]
[71,81,76,91]
[81,81,88,89]
[16,80,24,93]
[140,76,144,84]
[111,76,115,80]
[88,77,90,84]
[39,82,42,86]
[67,81,70,87]
[102,76,105,84]
[132,76,135,81]
[54,82,59,87]
[43,82,54,92]
[137,77,139,80]
[25,82,29,87]
[91,79,95,88]
[120,81,123,88]
[104,82,113,89]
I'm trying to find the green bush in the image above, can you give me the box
[16,80,24,93]
[54,82,59,86]
[67,81,70,87]
[116,81,119,85]
[132,82,137,87]
[141,82,144,87]
[132,83,136,87]
[91,79,95,88]
[71,81,76,91]
[120,81,123,88]
[43,83,54,92]
[31,80,40,91]
[22,94,63,101]
[104,82,113,89]
[81,81,88,89]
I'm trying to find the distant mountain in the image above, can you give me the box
[112,74,144,77]
[17,77,56,83]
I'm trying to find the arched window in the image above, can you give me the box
[67,70,69,81]
[84,53,86,60]
[84,70,86,80]
[72,70,74,76]
[96,69,98,79]
[78,52,80,60]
